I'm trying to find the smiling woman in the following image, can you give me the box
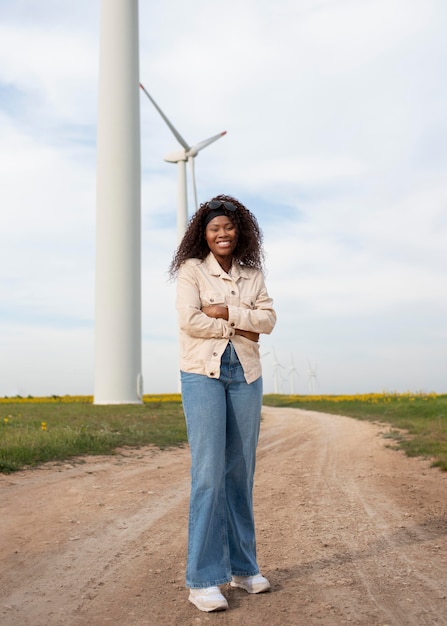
[168,194,276,612]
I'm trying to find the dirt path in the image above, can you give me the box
[1,407,446,626]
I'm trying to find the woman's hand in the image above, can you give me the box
[235,329,260,342]
[201,306,259,342]
[201,305,229,320]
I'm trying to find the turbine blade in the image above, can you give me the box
[188,156,199,211]
[187,131,227,157]
[140,83,191,151]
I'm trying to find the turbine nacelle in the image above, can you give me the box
[164,130,228,163]
[164,150,188,163]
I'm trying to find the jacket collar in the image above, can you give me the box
[204,252,251,280]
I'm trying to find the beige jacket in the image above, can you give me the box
[176,252,276,383]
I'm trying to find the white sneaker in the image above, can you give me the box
[230,574,271,594]
[188,586,229,612]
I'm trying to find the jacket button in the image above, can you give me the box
[210,372,215,376]
[213,352,217,356]
[210,298,214,302]
[231,290,236,295]
[230,322,235,327]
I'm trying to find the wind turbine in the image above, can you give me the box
[140,84,227,242]
[288,354,299,394]
[272,348,285,394]
[95,0,142,405]
[307,358,318,394]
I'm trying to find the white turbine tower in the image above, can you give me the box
[307,358,318,394]
[288,354,299,395]
[94,0,142,404]
[140,83,227,242]
[272,348,285,395]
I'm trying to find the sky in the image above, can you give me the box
[0,0,446,397]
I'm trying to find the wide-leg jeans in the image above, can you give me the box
[181,342,263,588]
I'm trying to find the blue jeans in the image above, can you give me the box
[181,342,263,588]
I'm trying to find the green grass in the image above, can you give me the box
[0,396,186,473]
[2,393,447,473]
[263,393,447,471]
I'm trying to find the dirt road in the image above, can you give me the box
[1,407,446,626]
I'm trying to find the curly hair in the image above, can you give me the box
[168,194,265,278]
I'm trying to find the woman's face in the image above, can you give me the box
[205,215,238,263]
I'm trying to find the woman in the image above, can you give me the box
[169,194,276,613]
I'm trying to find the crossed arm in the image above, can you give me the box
[201,305,260,342]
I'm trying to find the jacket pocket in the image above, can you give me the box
[241,295,257,309]
[201,291,226,307]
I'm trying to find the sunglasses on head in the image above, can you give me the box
[207,200,237,212]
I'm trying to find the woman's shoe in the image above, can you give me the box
[188,586,229,612]
[230,574,271,593]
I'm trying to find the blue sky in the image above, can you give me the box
[0,0,446,396]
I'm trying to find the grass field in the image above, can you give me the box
[1,393,446,473]
[0,395,185,474]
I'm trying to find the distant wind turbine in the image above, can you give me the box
[288,354,299,394]
[307,358,318,394]
[140,83,227,242]
[272,347,286,394]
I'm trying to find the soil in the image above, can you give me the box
[1,406,446,626]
